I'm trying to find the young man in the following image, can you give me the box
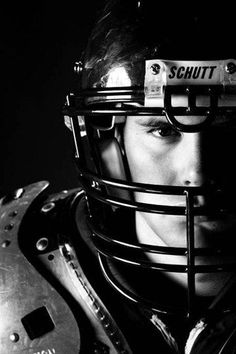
[1,1,236,353]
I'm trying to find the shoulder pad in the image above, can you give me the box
[0,181,81,353]
[0,182,132,353]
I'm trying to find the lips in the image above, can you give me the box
[194,217,227,231]
[196,209,236,236]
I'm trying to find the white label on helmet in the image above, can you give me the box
[144,59,236,107]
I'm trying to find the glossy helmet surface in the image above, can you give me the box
[64,0,236,320]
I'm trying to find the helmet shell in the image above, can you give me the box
[80,0,236,90]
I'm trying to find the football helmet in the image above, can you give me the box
[63,0,236,321]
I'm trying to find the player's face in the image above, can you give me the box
[123,115,236,296]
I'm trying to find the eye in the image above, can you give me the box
[150,123,180,138]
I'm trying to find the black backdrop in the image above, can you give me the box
[0,3,103,197]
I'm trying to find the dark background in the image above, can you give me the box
[0,3,104,197]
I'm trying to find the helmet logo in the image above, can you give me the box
[150,63,161,75]
[168,65,217,80]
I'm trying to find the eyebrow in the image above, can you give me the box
[211,114,236,127]
[134,114,236,129]
[134,116,168,126]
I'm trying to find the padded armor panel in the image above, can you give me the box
[0,182,81,353]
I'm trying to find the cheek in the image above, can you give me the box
[124,123,184,207]
[140,212,187,246]
[124,130,174,185]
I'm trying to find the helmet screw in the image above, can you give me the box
[150,63,161,75]
[225,62,236,74]
[74,61,83,75]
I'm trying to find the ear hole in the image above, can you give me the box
[98,138,132,201]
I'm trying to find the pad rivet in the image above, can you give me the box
[1,240,11,248]
[10,333,19,342]
[41,202,55,213]
[36,237,49,251]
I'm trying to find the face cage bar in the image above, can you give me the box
[76,166,236,319]
[64,85,236,133]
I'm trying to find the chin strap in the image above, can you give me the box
[150,313,180,353]
[185,311,236,354]
[185,320,207,354]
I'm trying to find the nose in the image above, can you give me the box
[179,133,206,187]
